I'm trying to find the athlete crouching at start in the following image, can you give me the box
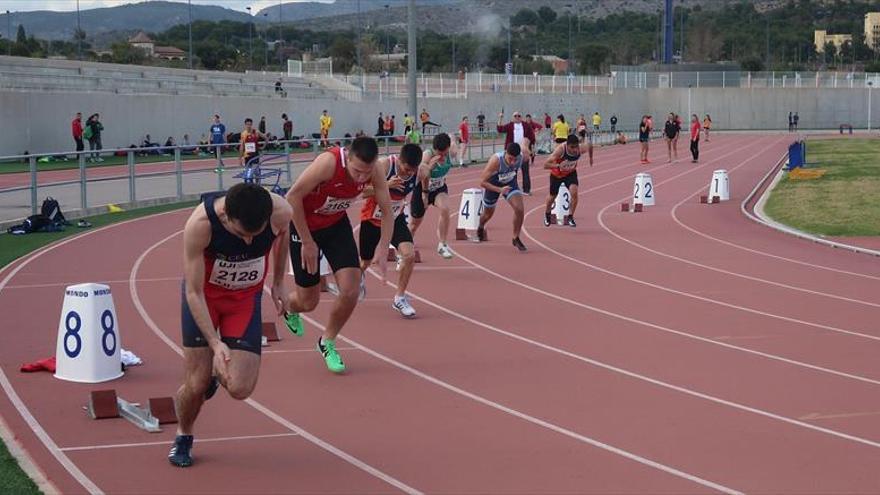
[283,137,394,373]
[358,143,423,318]
[170,183,292,467]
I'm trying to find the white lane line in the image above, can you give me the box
[60,433,300,452]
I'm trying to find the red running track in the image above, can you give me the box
[1,133,879,494]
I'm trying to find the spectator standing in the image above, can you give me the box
[610,114,618,133]
[282,113,293,141]
[85,113,104,162]
[319,110,333,148]
[639,115,651,164]
[544,112,552,129]
[457,115,470,166]
[403,113,414,134]
[592,112,602,131]
[788,112,794,132]
[689,114,700,163]
[793,112,799,131]
[390,115,396,136]
[702,114,712,142]
[477,112,486,133]
[664,113,679,162]
[259,116,267,135]
[209,114,226,159]
[376,112,385,136]
[71,112,84,155]
[496,111,536,194]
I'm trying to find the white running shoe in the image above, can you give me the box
[437,242,453,259]
[392,295,416,318]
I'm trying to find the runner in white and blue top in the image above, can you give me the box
[476,142,528,251]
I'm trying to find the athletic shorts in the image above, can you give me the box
[555,137,567,144]
[483,181,522,209]
[550,173,579,196]
[410,182,448,219]
[289,215,359,288]
[181,285,263,355]
[359,215,413,261]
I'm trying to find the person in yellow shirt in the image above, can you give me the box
[403,113,415,134]
[319,110,333,148]
[702,114,712,142]
[552,115,570,144]
[591,112,602,130]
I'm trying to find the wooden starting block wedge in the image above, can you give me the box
[620,202,630,212]
[262,322,280,342]
[87,389,120,419]
[700,195,709,204]
[549,214,558,224]
[455,228,468,241]
[711,196,720,204]
[633,203,644,213]
[148,397,177,424]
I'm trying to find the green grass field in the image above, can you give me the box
[764,139,880,237]
[0,201,194,494]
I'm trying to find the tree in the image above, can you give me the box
[110,41,147,64]
[329,37,357,73]
[739,56,764,72]
[16,24,25,44]
[823,41,837,61]
[511,9,538,27]
[575,43,609,74]
[537,6,557,25]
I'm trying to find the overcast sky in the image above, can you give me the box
[0,0,332,14]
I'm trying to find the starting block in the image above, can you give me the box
[148,397,177,424]
[86,389,162,432]
[700,195,709,204]
[262,322,280,342]
[633,203,644,213]
[87,389,120,419]
[711,196,720,204]
[620,202,630,212]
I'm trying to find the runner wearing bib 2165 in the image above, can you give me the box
[543,134,593,228]
[283,137,395,374]
[359,143,423,318]
[409,133,457,259]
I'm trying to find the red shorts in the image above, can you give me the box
[181,286,263,355]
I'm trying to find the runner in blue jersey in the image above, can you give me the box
[476,142,527,252]
[409,133,457,259]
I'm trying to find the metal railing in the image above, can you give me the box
[0,128,658,225]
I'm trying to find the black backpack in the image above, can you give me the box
[7,214,61,235]
[40,197,69,225]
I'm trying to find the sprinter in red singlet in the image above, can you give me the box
[283,136,394,374]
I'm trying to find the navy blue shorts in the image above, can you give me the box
[483,181,522,209]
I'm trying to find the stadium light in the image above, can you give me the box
[188,0,193,69]
[246,6,253,70]
[76,0,82,61]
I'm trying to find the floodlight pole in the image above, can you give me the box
[407,0,417,120]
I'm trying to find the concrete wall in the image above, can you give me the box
[2,86,876,156]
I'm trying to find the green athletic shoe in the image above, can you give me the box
[317,338,346,374]
[283,311,304,337]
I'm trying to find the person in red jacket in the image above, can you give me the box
[689,114,701,163]
[71,112,84,154]
[496,111,536,194]
[457,116,470,166]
